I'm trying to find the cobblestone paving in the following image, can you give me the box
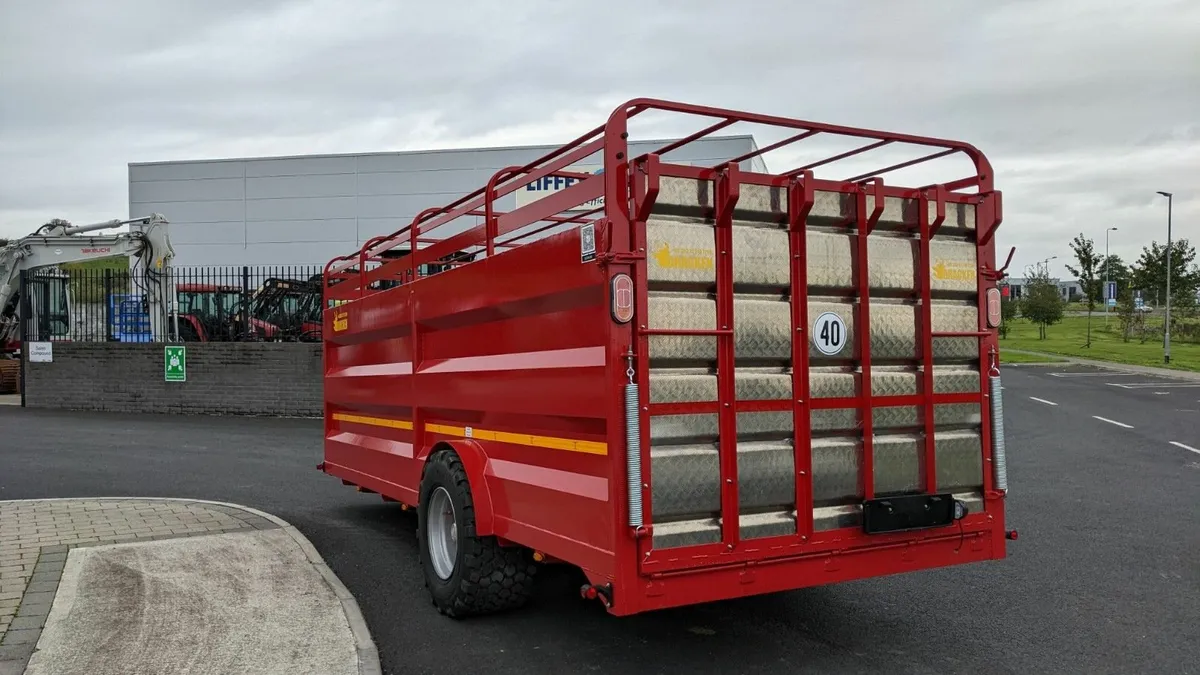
[0,498,279,674]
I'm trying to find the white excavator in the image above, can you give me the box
[0,213,176,358]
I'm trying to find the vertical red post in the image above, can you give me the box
[788,172,815,539]
[975,190,1002,497]
[410,213,423,458]
[630,155,655,545]
[485,186,497,258]
[917,192,938,493]
[602,107,652,606]
[715,162,740,548]
[854,185,877,500]
[484,167,520,258]
[358,236,386,297]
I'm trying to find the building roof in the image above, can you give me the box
[127,134,760,168]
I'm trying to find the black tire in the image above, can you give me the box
[177,319,202,342]
[417,448,537,617]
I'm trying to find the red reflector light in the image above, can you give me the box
[611,274,634,323]
[985,287,1002,328]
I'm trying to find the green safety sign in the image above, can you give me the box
[164,345,186,382]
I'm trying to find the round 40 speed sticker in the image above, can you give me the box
[811,311,848,356]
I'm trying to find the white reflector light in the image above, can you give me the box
[986,287,1002,328]
[611,274,634,323]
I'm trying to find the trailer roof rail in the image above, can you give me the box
[323,97,994,303]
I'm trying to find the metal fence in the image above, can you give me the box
[19,265,325,343]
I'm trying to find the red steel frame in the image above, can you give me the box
[319,97,1010,616]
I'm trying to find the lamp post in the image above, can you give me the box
[1156,191,1172,364]
[1039,256,1059,304]
[1039,255,1057,276]
[1104,227,1117,325]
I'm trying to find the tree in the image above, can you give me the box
[1020,265,1065,340]
[1130,239,1200,313]
[1115,285,1138,342]
[1096,254,1129,303]
[998,288,1018,339]
[1066,233,1103,347]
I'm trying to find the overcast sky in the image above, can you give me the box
[1,0,1196,279]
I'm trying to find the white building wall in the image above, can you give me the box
[129,135,765,267]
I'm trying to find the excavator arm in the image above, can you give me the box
[0,214,175,352]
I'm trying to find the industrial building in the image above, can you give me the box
[127,135,765,267]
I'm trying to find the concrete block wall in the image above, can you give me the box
[23,343,322,416]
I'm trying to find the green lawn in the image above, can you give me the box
[1000,315,1200,372]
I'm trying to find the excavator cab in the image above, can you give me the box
[20,268,72,342]
[0,267,71,348]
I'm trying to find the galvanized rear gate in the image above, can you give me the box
[611,102,1008,576]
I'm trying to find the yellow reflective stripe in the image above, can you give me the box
[424,423,461,436]
[332,413,413,430]
[334,416,606,455]
[426,424,608,456]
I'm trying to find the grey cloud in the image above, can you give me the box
[1,0,1196,281]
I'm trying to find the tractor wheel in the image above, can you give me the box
[416,448,537,618]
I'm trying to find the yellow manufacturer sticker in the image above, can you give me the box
[653,243,713,270]
[333,311,349,332]
[932,260,976,283]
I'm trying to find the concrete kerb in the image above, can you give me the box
[1002,350,1200,381]
[2,497,381,675]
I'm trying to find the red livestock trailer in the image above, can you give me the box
[318,98,1016,618]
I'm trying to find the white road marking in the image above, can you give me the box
[1155,392,1170,395]
[1169,441,1200,456]
[1093,416,1134,429]
[1029,397,1058,406]
[1106,382,1200,389]
[1051,372,1137,378]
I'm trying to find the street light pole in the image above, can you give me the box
[1104,226,1117,325]
[1156,191,1172,364]
[1039,255,1057,276]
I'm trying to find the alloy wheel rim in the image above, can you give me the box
[427,486,457,580]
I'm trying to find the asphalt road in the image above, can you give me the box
[2,364,1197,675]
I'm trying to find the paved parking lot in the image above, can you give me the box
[1005,363,1199,458]
[1,364,1197,675]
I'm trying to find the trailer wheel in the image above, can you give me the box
[417,448,537,617]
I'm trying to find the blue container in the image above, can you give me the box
[108,294,152,342]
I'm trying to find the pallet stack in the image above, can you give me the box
[0,359,18,395]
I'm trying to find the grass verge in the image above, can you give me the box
[1000,316,1199,372]
[997,350,1067,364]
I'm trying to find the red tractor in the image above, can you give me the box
[239,275,324,342]
[172,277,324,343]
[173,283,243,342]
